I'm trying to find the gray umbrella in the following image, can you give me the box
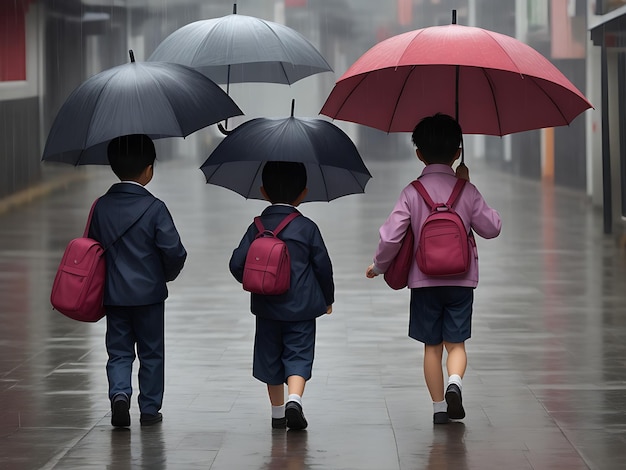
[147,4,332,89]
[200,101,371,203]
[42,51,243,165]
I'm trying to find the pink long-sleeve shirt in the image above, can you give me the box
[373,164,502,288]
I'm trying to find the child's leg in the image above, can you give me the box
[268,383,285,406]
[444,341,467,420]
[287,375,306,399]
[444,341,467,379]
[424,343,445,402]
[133,303,165,418]
[267,384,287,428]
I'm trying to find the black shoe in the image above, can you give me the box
[140,412,163,426]
[111,393,130,427]
[433,411,450,424]
[272,417,287,429]
[285,401,308,430]
[445,384,466,420]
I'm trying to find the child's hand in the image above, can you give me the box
[326,305,333,315]
[456,163,470,181]
[365,264,379,278]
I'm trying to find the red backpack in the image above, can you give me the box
[51,199,156,322]
[414,179,474,277]
[50,200,106,322]
[243,212,300,295]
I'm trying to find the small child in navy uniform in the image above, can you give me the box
[229,161,334,430]
[88,134,187,427]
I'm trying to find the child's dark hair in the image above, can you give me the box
[411,113,462,164]
[107,134,156,180]
[262,161,307,204]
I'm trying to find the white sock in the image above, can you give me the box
[433,400,447,414]
[287,394,302,406]
[272,405,285,419]
[448,374,463,390]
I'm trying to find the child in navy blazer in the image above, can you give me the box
[88,134,187,427]
[229,162,334,430]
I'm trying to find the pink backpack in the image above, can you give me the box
[414,179,474,277]
[243,212,300,295]
[50,199,106,322]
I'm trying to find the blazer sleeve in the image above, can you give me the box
[309,224,335,306]
[154,202,187,282]
[229,224,256,283]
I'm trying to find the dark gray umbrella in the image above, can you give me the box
[200,101,371,203]
[42,51,243,165]
[147,4,332,89]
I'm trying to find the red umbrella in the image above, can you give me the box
[320,17,592,137]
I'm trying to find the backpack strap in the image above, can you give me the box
[411,180,436,210]
[254,211,301,236]
[104,200,158,251]
[83,198,100,238]
[446,178,467,207]
[412,178,467,209]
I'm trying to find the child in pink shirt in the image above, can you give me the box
[366,114,501,424]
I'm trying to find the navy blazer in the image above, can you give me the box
[229,205,334,322]
[88,183,187,307]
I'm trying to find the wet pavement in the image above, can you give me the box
[1,153,626,469]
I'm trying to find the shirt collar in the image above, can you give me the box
[120,180,145,187]
[421,164,455,176]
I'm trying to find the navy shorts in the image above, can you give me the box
[253,317,316,385]
[409,287,474,345]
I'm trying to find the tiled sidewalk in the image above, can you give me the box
[1,156,624,469]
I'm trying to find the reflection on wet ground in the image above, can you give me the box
[1,155,625,469]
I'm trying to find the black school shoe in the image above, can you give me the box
[272,417,287,429]
[445,384,466,420]
[111,393,130,427]
[285,401,308,430]
[433,411,450,424]
[140,412,163,426]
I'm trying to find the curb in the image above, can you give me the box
[0,171,91,215]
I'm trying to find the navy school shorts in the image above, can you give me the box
[409,286,474,345]
[253,316,316,385]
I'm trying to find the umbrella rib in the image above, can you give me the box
[388,66,416,133]
[329,73,369,121]
[147,67,185,136]
[479,29,524,76]
[83,72,117,162]
[479,67,503,136]
[258,19,294,83]
[247,162,265,199]
[526,76,570,125]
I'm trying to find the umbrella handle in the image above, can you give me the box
[217,123,232,135]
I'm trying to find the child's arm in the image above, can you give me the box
[469,189,502,239]
[229,225,256,283]
[155,205,187,282]
[365,264,379,278]
[309,226,335,308]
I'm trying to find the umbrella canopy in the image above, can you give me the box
[320,21,592,136]
[200,103,371,202]
[147,4,332,87]
[42,51,243,165]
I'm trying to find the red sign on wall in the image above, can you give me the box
[0,2,28,81]
[285,0,307,7]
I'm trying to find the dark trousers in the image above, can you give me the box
[105,303,165,415]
